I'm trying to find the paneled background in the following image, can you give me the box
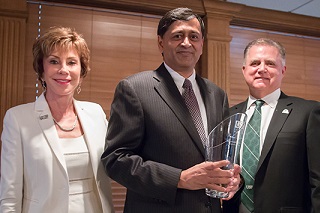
[1,1,320,212]
[23,3,320,212]
[24,4,320,113]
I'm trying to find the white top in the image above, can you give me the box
[60,135,103,213]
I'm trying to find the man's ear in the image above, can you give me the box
[282,65,286,75]
[157,35,164,52]
[242,65,245,75]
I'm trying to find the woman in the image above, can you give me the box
[0,26,114,213]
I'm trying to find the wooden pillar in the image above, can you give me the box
[201,0,240,94]
[0,0,27,166]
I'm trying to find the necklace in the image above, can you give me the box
[53,115,78,132]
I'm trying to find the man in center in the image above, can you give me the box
[102,7,241,212]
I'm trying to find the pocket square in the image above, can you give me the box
[282,109,289,114]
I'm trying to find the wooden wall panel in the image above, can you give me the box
[304,39,320,100]
[0,0,27,168]
[24,4,41,102]
[43,0,205,17]
[140,17,162,70]
[6,1,320,212]
[90,11,142,115]
[270,34,306,98]
[89,11,162,116]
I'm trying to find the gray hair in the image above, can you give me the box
[243,38,286,66]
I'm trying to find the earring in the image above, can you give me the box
[41,79,46,90]
[77,84,81,94]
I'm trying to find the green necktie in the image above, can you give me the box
[241,100,264,212]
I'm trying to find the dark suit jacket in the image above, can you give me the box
[230,92,320,213]
[102,63,239,213]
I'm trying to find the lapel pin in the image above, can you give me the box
[282,109,289,114]
[246,185,253,190]
[39,114,48,120]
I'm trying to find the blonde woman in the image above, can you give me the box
[0,26,114,213]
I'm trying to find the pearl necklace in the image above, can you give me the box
[53,115,78,132]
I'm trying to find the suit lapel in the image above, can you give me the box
[231,101,248,114]
[74,101,101,179]
[257,93,292,171]
[35,93,68,173]
[231,95,292,172]
[196,76,216,134]
[153,64,205,156]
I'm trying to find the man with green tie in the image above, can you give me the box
[229,38,320,213]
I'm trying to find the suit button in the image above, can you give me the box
[205,201,211,208]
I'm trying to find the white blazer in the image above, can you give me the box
[0,93,114,213]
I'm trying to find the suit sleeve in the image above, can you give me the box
[0,110,23,212]
[101,79,181,205]
[307,102,320,212]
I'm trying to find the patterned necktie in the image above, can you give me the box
[182,79,207,145]
[241,100,264,212]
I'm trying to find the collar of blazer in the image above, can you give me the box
[257,92,292,171]
[34,93,102,179]
[152,63,209,156]
[35,93,68,175]
[231,92,293,172]
[73,100,102,179]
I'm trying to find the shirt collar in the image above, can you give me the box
[247,88,281,110]
[164,62,196,90]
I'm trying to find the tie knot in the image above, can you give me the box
[255,100,264,110]
[183,79,192,89]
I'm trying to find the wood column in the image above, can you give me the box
[0,0,27,163]
[201,0,241,94]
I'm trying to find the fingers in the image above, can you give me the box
[206,182,228,193]
[206,163,241,200]
[222,190,235,200]
[233,164,241,175]
[205,162,234,180]
[221,171,241,200]
[222,182,239,200]
[203,160,229,170]
[178,161,237,191]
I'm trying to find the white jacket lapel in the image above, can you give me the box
[74,100,99,178]
[35,93,68,173]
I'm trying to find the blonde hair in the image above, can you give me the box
[32,26,90,86]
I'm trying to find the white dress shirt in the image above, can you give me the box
[164,62,208,136]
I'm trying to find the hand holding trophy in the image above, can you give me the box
[205,113,247,198]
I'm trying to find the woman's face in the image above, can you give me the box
[42,47,82,99]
